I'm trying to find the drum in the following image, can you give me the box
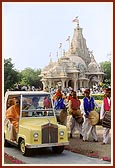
[75,115,84,124]
[55,109,67,123]
[73,109,83,124]
[102,112,111,128]
[88,110,99,126]
[59,109,67,123]
[55,109,61,122]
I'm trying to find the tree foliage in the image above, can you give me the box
[100,61,111,87]
[20,68,42,89]
[4,58,21,93]
[4,58,43,92]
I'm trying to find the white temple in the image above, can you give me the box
[40,18,104,91]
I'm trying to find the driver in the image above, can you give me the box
[28,97,40,116]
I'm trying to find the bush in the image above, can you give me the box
[91,94,104,100]
[78,94,104,100]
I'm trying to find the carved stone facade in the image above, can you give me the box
[40,19,104,91]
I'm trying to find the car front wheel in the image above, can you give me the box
[20,140,31,156]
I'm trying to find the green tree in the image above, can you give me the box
[100,61,111,88]
[20,68,42,89]
[4,58,21,93]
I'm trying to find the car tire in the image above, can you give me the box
[20,140,31,156]
[52,146,64,154]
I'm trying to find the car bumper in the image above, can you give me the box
[26,141,69,148]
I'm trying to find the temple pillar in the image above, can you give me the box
[49,80,52,88]
[42,80,48,90]
[61,79,66,89]
[66,79,69,88]
[76,80,78,90]
[80,80,82,88]
[72,79,76,91]
[42,81,45,90]
[73,72,78,91]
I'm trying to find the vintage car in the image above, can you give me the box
[4,91,69,156]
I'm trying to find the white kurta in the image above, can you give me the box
[80,97,99,141]
[68,99,83,137]
[100,97,111,144]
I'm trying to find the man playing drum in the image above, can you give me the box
[80,89,99,142]
[100,88,111,145]
[53,92,67,125]
[68,91,83,139]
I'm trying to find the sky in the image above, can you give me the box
[2,2,113,71]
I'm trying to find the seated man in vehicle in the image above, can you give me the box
[43,96,51,116]
[28,96,41,116]
[5,97,20,141]
[43,96,51,109]
[7,98,14,109]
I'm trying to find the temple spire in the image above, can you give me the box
[58,42,62,57]
[89,50,96,63]
[66,36,70,49]
[49,52,52,63]
[72,16,79,28]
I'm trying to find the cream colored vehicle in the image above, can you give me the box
[4,91,69,156]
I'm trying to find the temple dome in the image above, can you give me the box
[69,55,87,71]
[88,62,100,72]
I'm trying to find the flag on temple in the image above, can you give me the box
[49,52,51,57]
[59,43,62,48]
[66,36,70,41]
[72,16,78,22]
[56,51,58,58]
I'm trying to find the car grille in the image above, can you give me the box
[42,123,58,143]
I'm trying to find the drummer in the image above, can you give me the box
[80,88,99,142]
[53,92,65,110]
[68,91,83,139]
[100,88,111,145]
[53,91,66,123]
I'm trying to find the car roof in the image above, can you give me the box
[5,91,50,97]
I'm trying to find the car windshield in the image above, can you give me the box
[21,94,54,117]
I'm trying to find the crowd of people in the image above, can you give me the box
[5,85,111,145]
[9,83,109,95]
[51,87,111,145]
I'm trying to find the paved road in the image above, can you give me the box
[3,146,111,165]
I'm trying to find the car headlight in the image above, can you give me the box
[33,132,38,138]
[59,131,64,136]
